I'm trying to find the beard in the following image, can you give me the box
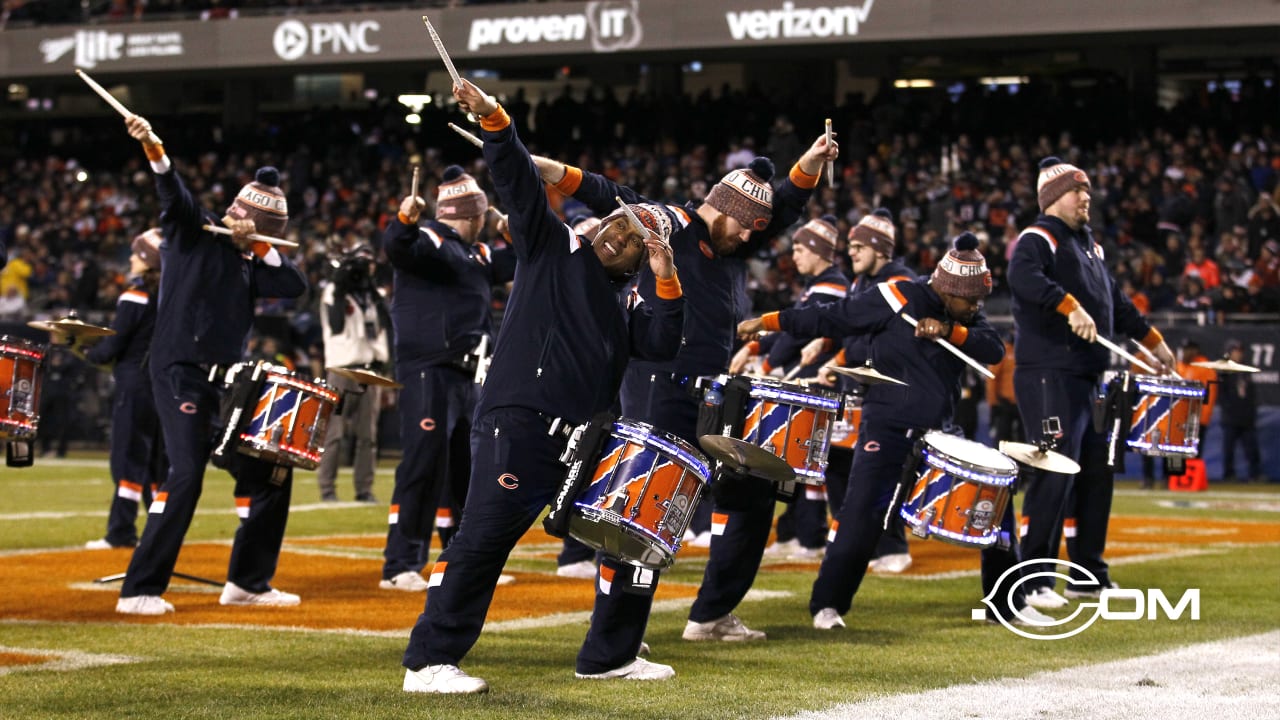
[708,215,742,256]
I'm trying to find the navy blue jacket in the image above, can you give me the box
[85,279,156,383]
[841,258,917,368]
[475,111,684,425]
[1008,216,1152,376]
[775,277,1004,430]
[380,218,515,368]
[759,264,849,375]
[150,168,307,368]
[568,167,815,378]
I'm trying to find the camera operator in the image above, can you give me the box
[316,243,391,502]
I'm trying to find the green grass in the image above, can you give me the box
[2,454,1278,720]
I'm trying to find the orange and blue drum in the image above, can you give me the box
[899,432,1017,549]
[0,336,44,441]
[731,375,842,482]
[828,393,862,451]
[236,368,340,469]
[1115,373,1206,458]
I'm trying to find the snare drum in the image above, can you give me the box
[828,393,862,451]
[899,431,1017,549]
[735,376,842,482]
[236,367,340,469]
[1111,373,1206,458]
[0,336,45,441]
[567,419,712,569]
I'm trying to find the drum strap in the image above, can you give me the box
[211,363,267,466]
[1097,376,1133,468]
[889,437,925,530]
[543,411,617,539]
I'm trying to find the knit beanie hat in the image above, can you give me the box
[1036,156,1091,212]
[705,157,774,231]
[931,232,992,298]
[227,167,288,237]
[131,228,162,270]
[793,215,839,263]
[436,165,489,219]
[600,202,673,245]
[848,208,896,257]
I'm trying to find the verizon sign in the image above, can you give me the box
[467,0,643,52]
[726,0,875,41]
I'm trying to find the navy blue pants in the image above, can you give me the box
[825,444,909,557]
[773,483,829,548]
[383,365,475,580]
[102,368,164,547]
[122,362,292,598]
[402,408,655,675]
[1014,368,1114,591]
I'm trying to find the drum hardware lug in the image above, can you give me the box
[558,423,586,465]
[912,509,935,538]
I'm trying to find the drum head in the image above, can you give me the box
[923,431,1018,474]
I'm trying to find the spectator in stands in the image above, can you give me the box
[1217,340,1264,484]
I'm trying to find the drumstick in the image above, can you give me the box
[1097,335,1157,374]
[76,68,162,144]
[615,196,647,235]
[411,165,420,199]
[783,364,805,381]
[422,16,464,89]
[899,313,995,379]
[449,122,484,148]
[824,118,834,186]
[202,224,298,249]
[1130,338,1177,377]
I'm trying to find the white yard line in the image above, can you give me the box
[772,630,1280,720]
[0,645,139,675]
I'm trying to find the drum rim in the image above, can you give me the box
[921,430,1018,481]
[612,418,712,479]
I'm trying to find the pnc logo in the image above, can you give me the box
[273,19,381,62]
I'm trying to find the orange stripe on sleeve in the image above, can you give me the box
[1056,293,1080,316]
[479,105,510,132]
[654,272,682,300]
[761,312,782,332]
[790,164,819,189]
[553,165,583,196]
[889,282,909,308]
[948,324,969,345]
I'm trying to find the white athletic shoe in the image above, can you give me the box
[762,539,800,557]
[1010,605,1055,626]
[403,664,489,694]
[84,538,130,550]
[380,571,429,592]
[682,613,766,641]
[219,582,300,607]
[788,545,825,561]
[869,553,912,573]
[1025,587,1070,609]
[555,560,597,579]
[575,657,674,681]
[1064,581,1118,600]
[688,531,713,548]
[812,608,845,630]
[115,595,175,616]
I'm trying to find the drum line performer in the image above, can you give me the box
[115,114,308,615]
[1008,157,1175,608]
[738,233,1048,628]
[400,79,684,693]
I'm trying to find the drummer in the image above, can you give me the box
[1007,157,1175,608]
[114,114,308,615]
[739,233,1045,628]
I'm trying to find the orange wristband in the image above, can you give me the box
[142,143,165,162]
[1055,293,1080,316]
[479,105,510,132]
[655,273,682,300]
[789,164,819,189]
[1140,327,1164,349]
[761,312,782,332]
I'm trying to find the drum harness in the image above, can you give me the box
[543,411,618,539]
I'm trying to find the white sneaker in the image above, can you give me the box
[813,608,845,630]
[689,531,713,548]
[682,613,766,642]
[575,657,674,680]
[556,560,597,579]
[84,538,127,550]
[1010,605,1055,627]
[219,582,301,607]
[1064,581,1118,600]
[116,595,175,615]
[869,553,912,573]
[1025,587,1070,609]
[403,664,489,694]
[788,545,825,561]
[638,641,651,656]
[763,539,800,558]
[380,571,429,592]
[497,574,516,586]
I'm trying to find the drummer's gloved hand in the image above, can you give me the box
[1062,300,1097,343]
[1152,340,1176,374]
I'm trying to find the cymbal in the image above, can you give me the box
[27,317,116,338]
[697,435,796,484]
[999,441,1081,474]
[330,367,403,389]
[828,364,907,387]
[1191,359,1260,373]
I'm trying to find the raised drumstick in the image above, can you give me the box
[76,68,161,144]
[448,122,484,149]
[202,224,298,249]
[824,118,834,186]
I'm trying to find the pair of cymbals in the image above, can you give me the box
[27,317,116,338]
[828,364,907,387]
[999,441,1081,474]
[329,366,403,389]
[1190,359,1260,373]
